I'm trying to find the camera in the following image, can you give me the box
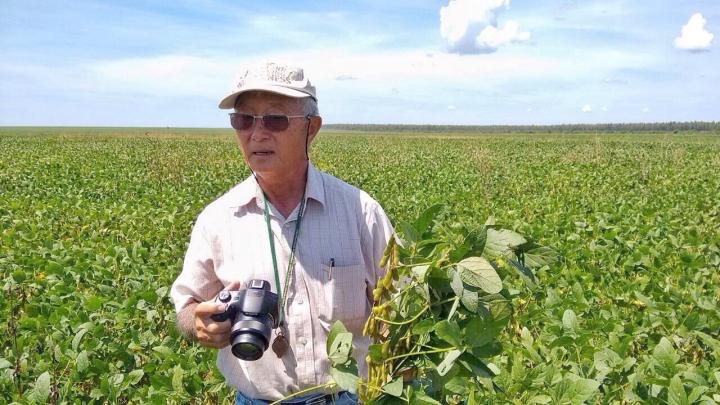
[211,279,279,360]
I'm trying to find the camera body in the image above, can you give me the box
[211,279,279,360]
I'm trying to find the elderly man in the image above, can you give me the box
[170,62,394,404]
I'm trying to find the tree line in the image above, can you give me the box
[323,121,720,133]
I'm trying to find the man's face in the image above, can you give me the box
[233,91,320,180]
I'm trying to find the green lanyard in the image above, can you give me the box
[263,189,306,327]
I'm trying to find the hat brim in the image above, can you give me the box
[218,86,315,109]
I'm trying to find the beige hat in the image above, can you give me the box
[218,62,317,109]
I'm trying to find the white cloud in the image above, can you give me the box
[642,107,649,113]
[88,55,231,97]
[603,77,628,85]
[601,106,608,112]
[448,105,456,109]
[84,49,557,99]
[440,0,530,54]
[526,107,533,112]
[581,104,592,113]
[674,13,714,51]
[335,75,358,81]
[477,20,530,49]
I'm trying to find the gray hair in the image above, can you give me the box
[300,97,319,116]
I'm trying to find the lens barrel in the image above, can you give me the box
[219,279,279,361]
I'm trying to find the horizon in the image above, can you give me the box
[1,0,718,127]
[2,120,718,130]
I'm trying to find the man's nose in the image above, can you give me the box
[249,117,271,140]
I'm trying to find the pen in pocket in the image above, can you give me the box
[328,257,335,281]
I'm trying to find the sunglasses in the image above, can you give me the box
[229,113,310,132]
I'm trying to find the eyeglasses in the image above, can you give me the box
[229,113,310,132]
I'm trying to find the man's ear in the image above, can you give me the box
[306,115,323,145]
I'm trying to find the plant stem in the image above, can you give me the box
[375,304,429,325]
[376,281,419,309]
[358,381,410,403]
[395,261,433,268]
[269,382,336,405]
[375,296,455,326]
[384,346,456,362]
[8,284,22,394]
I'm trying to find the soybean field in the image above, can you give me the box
[1,127,719,403]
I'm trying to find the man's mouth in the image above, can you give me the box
[253,151,274,156]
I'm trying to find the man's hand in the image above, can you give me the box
[194,300,232,349]
[192,280,241,349]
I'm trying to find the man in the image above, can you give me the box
[170,62,394,404]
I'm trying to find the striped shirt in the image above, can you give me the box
[170,161,393,400]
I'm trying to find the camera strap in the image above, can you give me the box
[262,186,307,330]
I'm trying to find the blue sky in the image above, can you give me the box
[0,0,718,126]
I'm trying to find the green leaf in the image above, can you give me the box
[411,390,443,405]
[695,331,720,356]
[72,328,88,351]
[368,344,383,362]
[329,358,359,394]
[327,320,349,355]
[437,349,463,376]
[480,294,512,324]
[152,345,173,357]
[457,256,502,294]
[128,369,144,385]
[12,270,26,283]
[411,265,429,280]
[562,309,579,337]
[383,377,403,397]
[450,270,479,313]
[328,332,353,366]
[172,365,184,391]
[668,375,689,405]
[83,295,104,312]
[482,228,527,259]
[435,320,462,347]
[687,386,707,404]
[398,221,420,243]
[0,358,11,369]
[521,244,558,269]
[528,395,552,404]
[464,316,503,348]
[507,258,538,289]
[467,385,478,405]
[413,203,442,235]
[108,373,123,388]
[652,337,679,377]
[593,348,622,375]
[27,371,51,404]
[412,318,435,335]
[444,376,468,395]
[76,350,89,373]
[554,373,599,403]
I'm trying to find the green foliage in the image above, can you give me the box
[350,204,556,403]
[1,128,719,403]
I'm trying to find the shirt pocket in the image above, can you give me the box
[320,264,369,333]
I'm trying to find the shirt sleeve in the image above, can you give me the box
[170,214,224,313]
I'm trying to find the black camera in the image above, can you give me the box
[211,279,279,361]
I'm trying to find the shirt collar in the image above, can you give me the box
[228,161,325,209]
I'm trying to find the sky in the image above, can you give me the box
[0,0,718,127]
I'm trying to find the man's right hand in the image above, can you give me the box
[193,280,240,349]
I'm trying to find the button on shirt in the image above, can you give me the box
[170,162,394,401]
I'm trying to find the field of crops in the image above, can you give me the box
[1,127,719,404]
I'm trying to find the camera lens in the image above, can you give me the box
[221,279,279,361]
[231,333,265,361]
